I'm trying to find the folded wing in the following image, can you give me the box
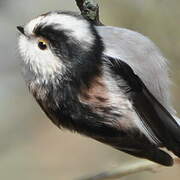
[105,56,180,158]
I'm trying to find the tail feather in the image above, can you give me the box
[122,148,174,166]
[148,149,174,166]
[163,115,180,157]
[137,87,180,158]
[146,149,174,166]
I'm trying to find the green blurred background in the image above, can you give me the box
[0,0,179,179]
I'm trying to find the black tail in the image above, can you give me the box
[122,148,173,166]
[140,87,180,158]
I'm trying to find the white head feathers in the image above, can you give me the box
[25,12,94,44]
[18,12,95,83]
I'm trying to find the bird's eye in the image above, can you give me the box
[38,40,48,50]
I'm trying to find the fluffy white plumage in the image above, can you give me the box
[19,13,96,83]
[18,34,64,83]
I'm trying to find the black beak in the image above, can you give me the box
[17,26,25,35]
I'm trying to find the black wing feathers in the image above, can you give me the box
[106,56,180,158]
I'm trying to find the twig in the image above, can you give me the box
[78,157,180,180]
[75,0,103,25]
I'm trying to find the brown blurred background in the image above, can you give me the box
[0,0,179,179]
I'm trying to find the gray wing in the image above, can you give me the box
[96,26,175,114]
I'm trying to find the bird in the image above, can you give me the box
[17,11,180,166]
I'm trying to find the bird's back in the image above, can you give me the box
[96,26,175,115]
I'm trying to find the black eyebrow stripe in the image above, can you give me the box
[33,24,75,61]
[33,23,45,36]
[34,24,69,41]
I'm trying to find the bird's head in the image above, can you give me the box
[17,11,103,84]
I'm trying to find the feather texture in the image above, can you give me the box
[105,56,180,159]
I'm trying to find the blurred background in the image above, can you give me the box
[0,0,179,179]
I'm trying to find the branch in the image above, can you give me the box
[79,157,180,180]
[75,0,103,25]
